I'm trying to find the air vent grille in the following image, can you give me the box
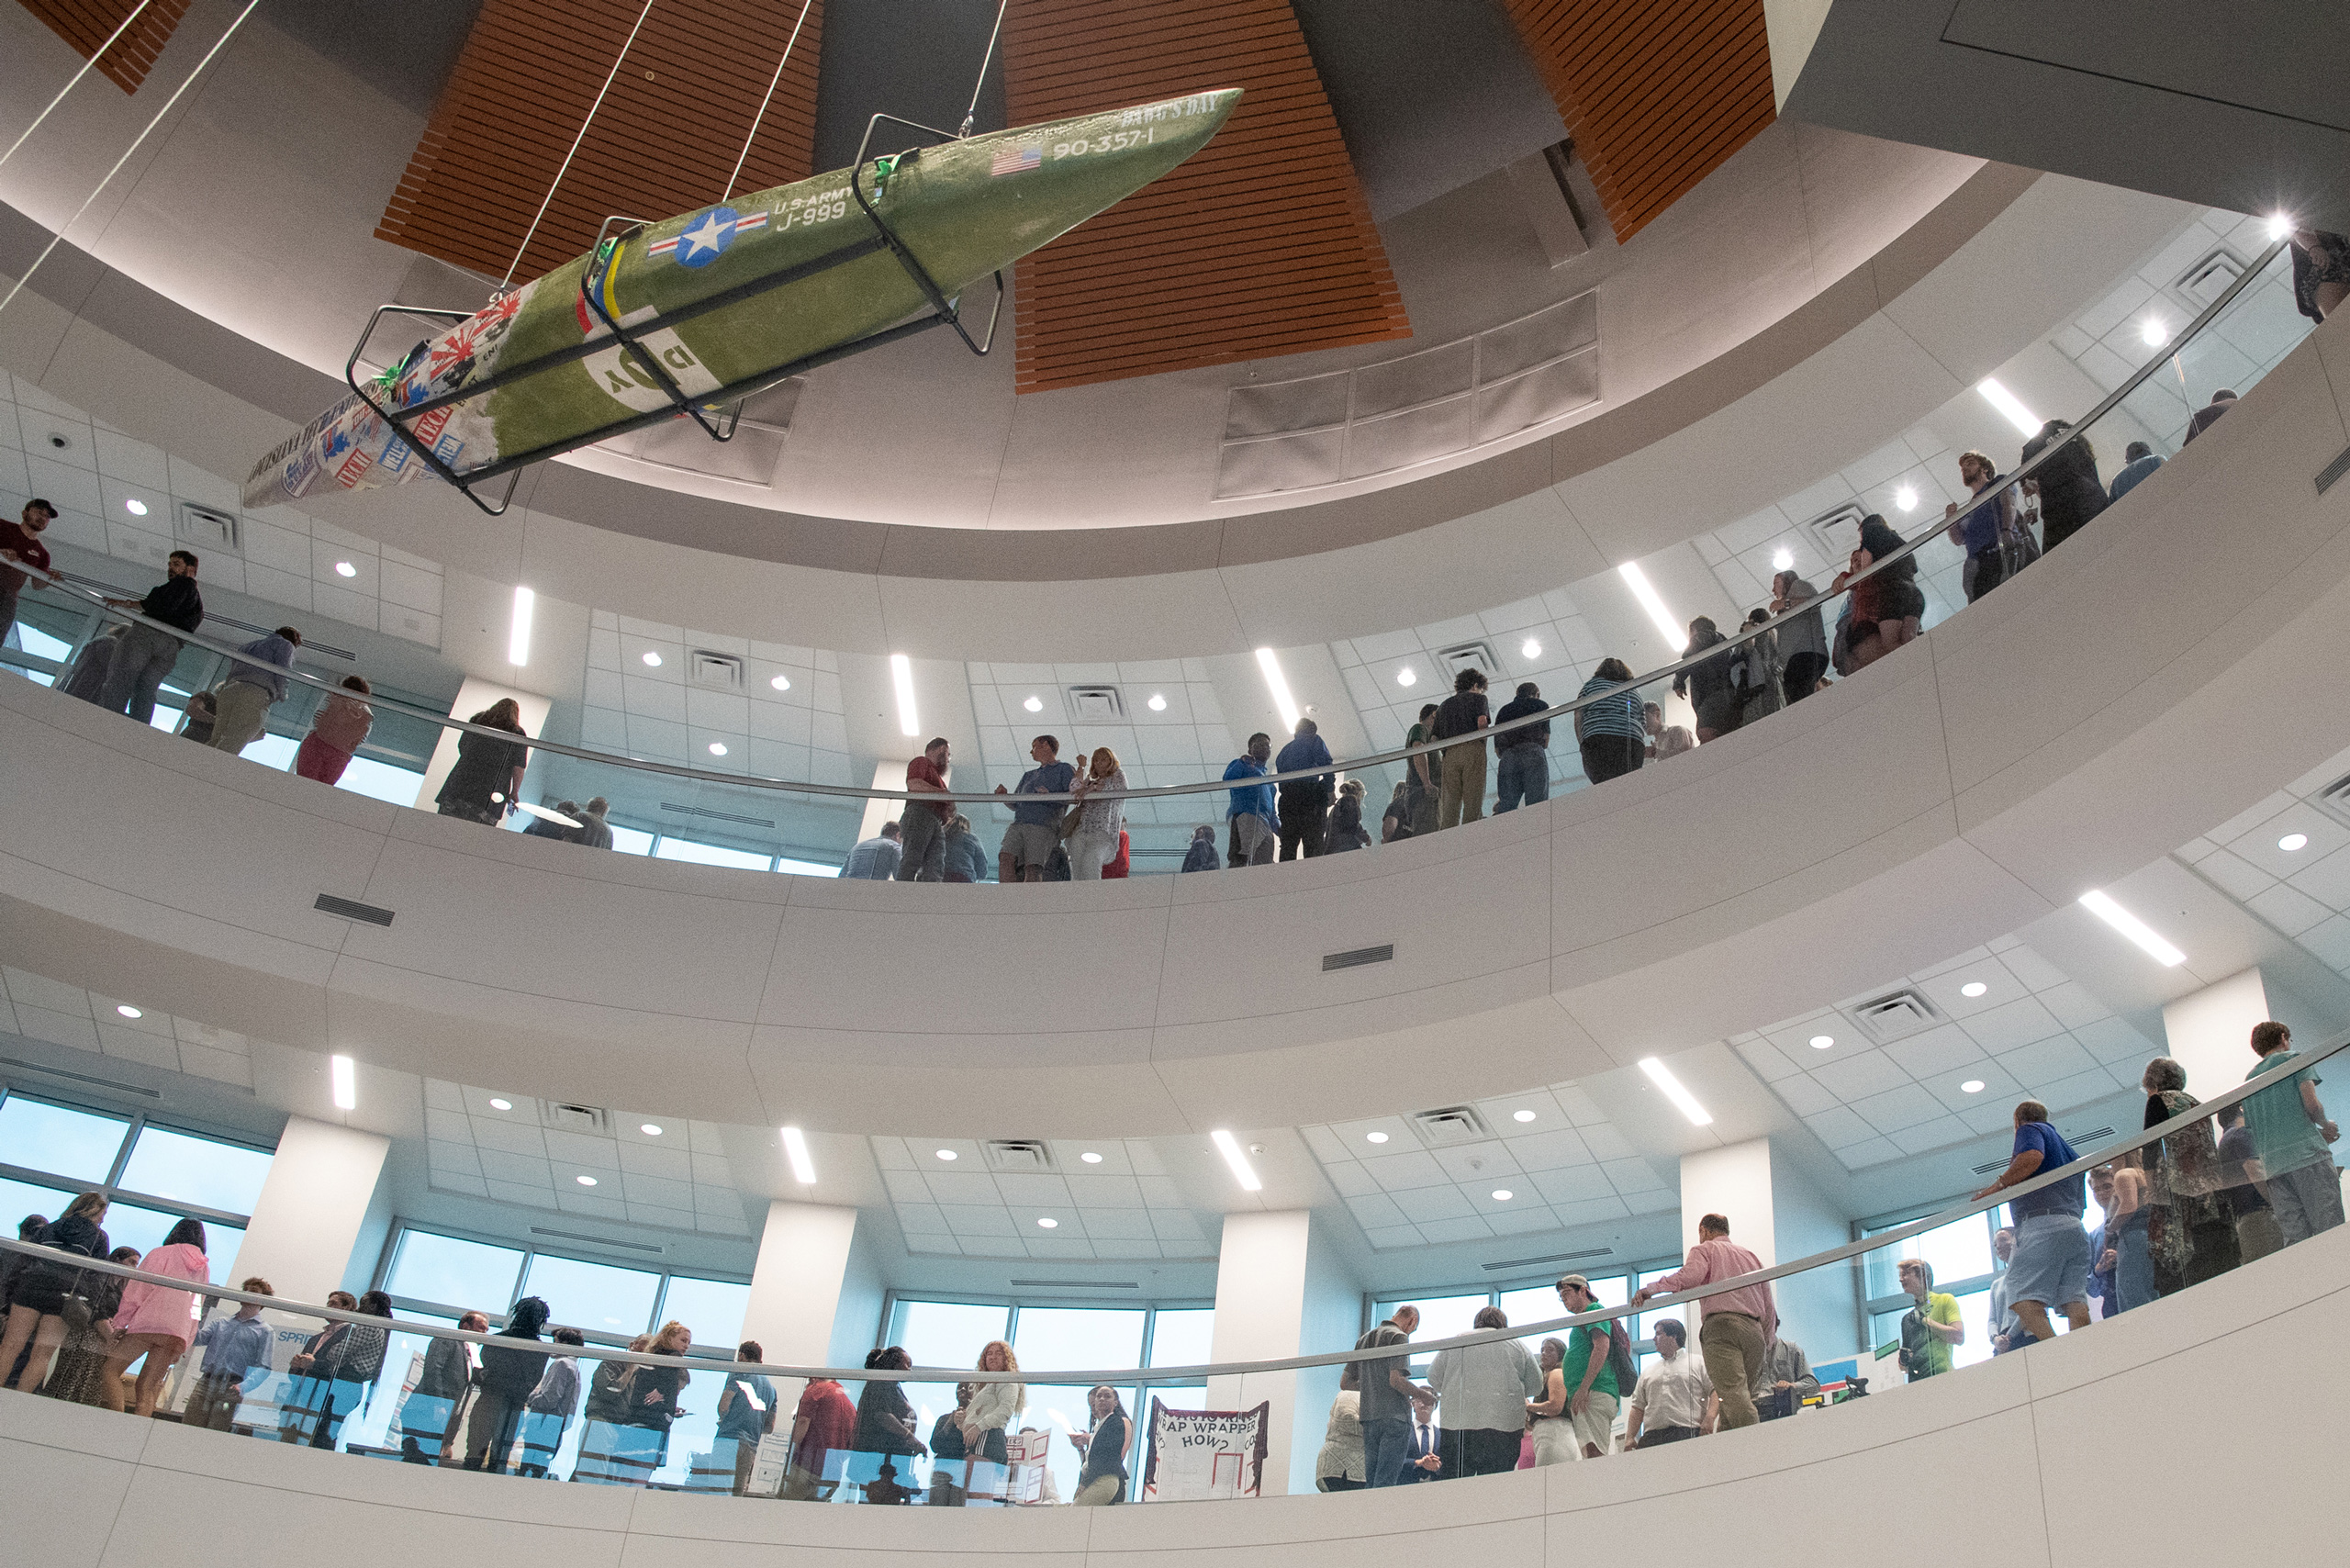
[1007,1279,1139,1290]
[1799,502,1867,568]
[1066,686,1125,722]
[178,502,240,553]
[0,1055,163,1099]
[1847,989,1941,1044]
[688,652,744,690]
[1323,944,1393,971]
[660,801,776,829]
[1411,1105,1491,1147]
[984,1139,1056,1172]
[2318,442,2350,497]
[1972,1126,2113,1175]
[2173,246,2248,310]
[1483,1245,1612,1272]
[1434,642,1498,681]
[543,1103,610,1135]
[528,1226,663,1254]
[314,893,395,926]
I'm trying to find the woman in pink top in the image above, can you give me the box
[101,1217,209,1416]
[296,675,374,785]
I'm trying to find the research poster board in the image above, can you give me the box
[1140,1399,1269,1501]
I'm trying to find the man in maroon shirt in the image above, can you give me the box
[0,498,56,644]
[783,1374,858,1499]
[895,735,955,882]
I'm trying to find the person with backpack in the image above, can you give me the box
[1629,1213,1779,1430]
[1545,1274,1623,1458]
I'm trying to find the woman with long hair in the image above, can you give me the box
[2139,1058,2242,1294]
[102,1216,209,1415]
[959,1340,1025,1501]
[296,675,375,785]
[1067,748,1126,880]
[0,1190,110,1392]
[1069,1384,1133,1505]
[434,696,531,825]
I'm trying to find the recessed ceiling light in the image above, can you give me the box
[2140,318,2169,347]
[576,1174,598,1186]
[2267,211,2294,241]
[1894,485,1919,512]
[2078,889,2188,967]
[1961,981,1987,998]
[124,498,147,516]
[1396,666,1417,688]
[334,560,357,577]
[1961,1080,1986,1094]
[115,1004,141,1018]
[1035,1216,1058,1228]
[1771,546,1795,571]
[1809,1035,1834,1050]
[770,673,791,690]
[934,1148,957,1160]
[1147,693,1167,711]
[1023,694,1043,712]
[1520,636,1541,659]
[489,1097,512,1111]
[642,650,662,666]
[1491,1189,1514,1203]
[2279,833,2310,852]
[1639,1057,1713,1126]
[708,742,727,756]
[640,1123,662,1137]
[1512,1109,1537,1123]
[1080,1150,1103,1163]
[1365,1131,1389,1144]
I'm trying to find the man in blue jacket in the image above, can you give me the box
[1223,733,1277,867]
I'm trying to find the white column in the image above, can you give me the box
[742,1201,865,1410]
[2162,967,2271,1101]
[1205,1210,1315,1496]
[231,1116,389,1305]
[856,760,902,846]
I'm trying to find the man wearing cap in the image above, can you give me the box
[1549,1272,1621,1458]
[1630,1213,1777,1430]
[0,498,55,644]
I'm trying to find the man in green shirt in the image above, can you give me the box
[1895,1258,1963,1380]
[1552,1273,1620,1458]
[2244,1020,2344,1244]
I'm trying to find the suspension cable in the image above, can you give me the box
[0,0,160,174]
[498,0,658,290]
[721,0,818,202]
[957,0,1010,138]
[0,0,263,322]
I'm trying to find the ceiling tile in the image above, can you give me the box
[1529,1166,1615,1205]
[1963,997,2067,1055]
[1810,1050,1910,1102]
[938,1205,1018,1238]
[1392,1186,1475,1225]
[1360,1150,1449,1192]
[1501,1128,1594,1170]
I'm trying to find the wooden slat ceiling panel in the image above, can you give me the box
[1002,0,1409,395]
[376,0,824,284]
[1499,0,1775,241]
[18,0,193,94]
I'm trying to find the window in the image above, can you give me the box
[0,1096,131,1185]
[610,824,655,856]
[654,836,772,871]
[774,856,842,878]
[659,1276,753,1350]
[335,756,427,806]
[521,1253,663,1335]
[117,1125,274,1215]
[383,1230,526,1312]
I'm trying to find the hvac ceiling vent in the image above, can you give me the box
[2172,247,2248,311]
[1411,1106,1492,1147]
[1799,502,1867,567]
[1971,1126,2114,1176]
[1066,686,1125,722]
[1007,1278,1140,1290]
[984,1139,1057,1172]
[178,502,240,553]
[688,651,744,690]
[543,1102,610,1135]
[1482,1244,1613,1273]
[2310,773,2350,831]
[1847,988,1942,1044]
[1434,642,1499,681]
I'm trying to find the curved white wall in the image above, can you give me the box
[7,1223,2344,1566]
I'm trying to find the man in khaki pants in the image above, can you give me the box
[1631,1213,1776,1429]
[1431,667,1490,830]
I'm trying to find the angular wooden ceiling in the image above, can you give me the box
[18,0,192,94]
[375,0,825,284]
[1499,0,1776,241]
[999,0,1409,395]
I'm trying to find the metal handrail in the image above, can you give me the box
[6,1025,2336,1387]
[12,238,2288,808]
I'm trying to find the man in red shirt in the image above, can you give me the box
[0,498,56,644]
[896,735,954,882]
[783,1375,858,1499]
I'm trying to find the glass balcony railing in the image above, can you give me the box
[0,236,2312,882]
[1,1024,2340,1498]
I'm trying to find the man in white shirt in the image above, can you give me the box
[1625,1319,1716,1449]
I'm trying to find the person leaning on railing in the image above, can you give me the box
[1631,1216,1775,1431]
[1974,1099,2092,1342]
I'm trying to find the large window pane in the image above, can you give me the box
[104,1203,244,1283]
[1376,1291,1485,1372]
[522,1253,662,1337]
[336,756,428,806]
[1146,1308,1214,1370]
[385,1230,525,1313]
[118,1125,273,1215]
[649,1365,729,1486]
[775,857,841,878]
[1869,1214,1995,1298]
[654,837,771,871]
[0,1096,129,1185]
[341,1313,453,1456]
[659,1276,753,1350]
[894,1298,1012,1456]
[1013,1306,1146,1373]
[0,1175,75,1236]
[610,825,655,856]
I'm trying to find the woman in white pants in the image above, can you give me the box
[1068,747,1126,879]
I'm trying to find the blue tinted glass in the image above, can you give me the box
[1013,1306,1144,1372]
[340,1314,453,1454]
[0,1174,75,1238]
[659,1276,752,1350]
[336,756,428,806]
[654,838,772,871]
[521,1253,661,1336]
[895,1299,1011,1447]
[0,1096,130,1184]
[104,1202,245,1282]
[118,1126,274,1215]
[1146,1308,1214,1368]
[650,1365,729,1485]
[610,825,655,856]
[386,1229,524,1311]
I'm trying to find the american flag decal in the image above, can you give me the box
[990,145,1042,176]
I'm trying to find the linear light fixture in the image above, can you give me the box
[2077,890,2187,967]
[1639,1057,1713,1126]
[330,1054,356,1111]
[1616,562,1684,652]
[780,1125,817,1184]
[1976,376,2042,438]
[1209,1129,1263,1192]
[1254,648,1300,731]
[508,585,534,666]
[889,654,920,737]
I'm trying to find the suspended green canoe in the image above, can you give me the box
[245,90,1241,510]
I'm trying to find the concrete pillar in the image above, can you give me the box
[1675,1137,1862,1364]
[742,1201,867,1411]
[231,1116,389,1305]
[1204,1209,1352,1497]
[2162,967,2270,1102]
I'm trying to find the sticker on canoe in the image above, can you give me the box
[649,207,768,267]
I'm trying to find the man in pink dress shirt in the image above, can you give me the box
[1629,1213,1777,1430]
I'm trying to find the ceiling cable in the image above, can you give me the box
[0,0,160,174]
[0,0,263,323]
[959,0,1011,138]
[722,0,819,202]
[498,0,659,291]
